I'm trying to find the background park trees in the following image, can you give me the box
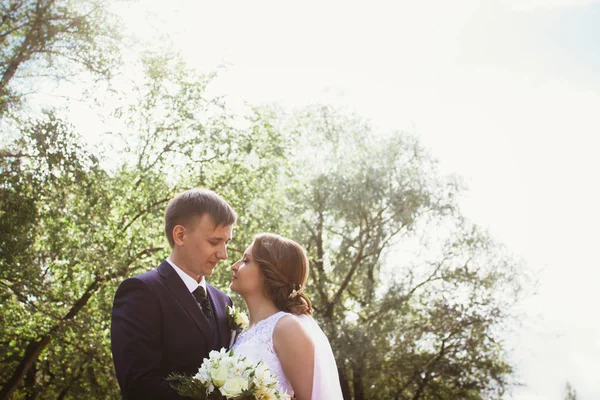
[1,2,528,399]
[0,0,121,116]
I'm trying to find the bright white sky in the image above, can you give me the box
[107,1,599,398]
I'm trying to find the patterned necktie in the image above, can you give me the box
[192,286,216,329]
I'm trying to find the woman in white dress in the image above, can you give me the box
[230,233,343,400]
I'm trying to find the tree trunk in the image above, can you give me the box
[0,278,100,399]
[0,0,49,95]
[0,246,160,399]
[0,336,50,400]
[24,360,37,400]
[339,366,352,400]
[0,0,58,115]
[411,373,430,400]
[56,384,70,400]
[353,363,365,400]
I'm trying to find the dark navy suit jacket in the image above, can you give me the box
[111,260,232,399]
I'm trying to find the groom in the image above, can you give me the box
[111,189,236,400]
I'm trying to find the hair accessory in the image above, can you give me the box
[288,284,303,299]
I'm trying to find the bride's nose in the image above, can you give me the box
[231,260,241,272]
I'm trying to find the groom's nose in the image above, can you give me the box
[217,244,228,260]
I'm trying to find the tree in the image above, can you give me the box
[0,111,126,399]
[0,0,122,115]
[353,221,521,399]
[264,105,525,399]
[1,95,529,398]
[0,53,290,399]
[0,3,530,394]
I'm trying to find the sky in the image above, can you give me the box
[111,1,600,398]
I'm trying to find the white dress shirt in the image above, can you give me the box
[166,257,206,294]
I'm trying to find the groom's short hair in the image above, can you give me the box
[165,188,237,247]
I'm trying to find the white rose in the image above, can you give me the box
[219,376,248,398]
[210,363,229,387]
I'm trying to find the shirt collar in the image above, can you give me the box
[166,257,206,294]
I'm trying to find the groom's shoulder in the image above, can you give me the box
[114,266,166,302]
[131,267,161,282]
[121,267,159,285]
[118,262,166,289]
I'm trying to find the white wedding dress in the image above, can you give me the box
[232,311,343,399]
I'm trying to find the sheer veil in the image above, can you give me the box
[297,314,344,400]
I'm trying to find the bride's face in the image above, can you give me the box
[230,244,264,296]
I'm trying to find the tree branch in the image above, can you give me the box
[0,245,162,399]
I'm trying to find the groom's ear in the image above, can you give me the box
[172,225,186,247]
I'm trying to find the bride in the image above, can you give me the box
[230,233,343,400]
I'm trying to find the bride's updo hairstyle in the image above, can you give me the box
[251,233,313,315]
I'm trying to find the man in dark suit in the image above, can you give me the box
[111,189,236,399]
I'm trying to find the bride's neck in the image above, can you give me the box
[244,294,279,327]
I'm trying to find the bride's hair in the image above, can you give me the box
[251,233,313,315]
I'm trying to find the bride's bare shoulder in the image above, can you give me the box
[273,314,313,348]
[273,313,299,333]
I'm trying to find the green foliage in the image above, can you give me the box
[257,105,524,399]
[167,373,212,400]
[0,100,526,399]
[0,0,122,115]
[0,52,289,398]
[0,3,528,399]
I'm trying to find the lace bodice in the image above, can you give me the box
[232,311,292,395]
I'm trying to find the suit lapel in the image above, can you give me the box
[207,284,230,349]
[158,261,216,347]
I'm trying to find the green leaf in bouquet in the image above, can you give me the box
[167,373,211,399]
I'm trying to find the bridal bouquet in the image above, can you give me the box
[168,349,291,400]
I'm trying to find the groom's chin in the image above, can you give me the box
[202,263,218,277]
